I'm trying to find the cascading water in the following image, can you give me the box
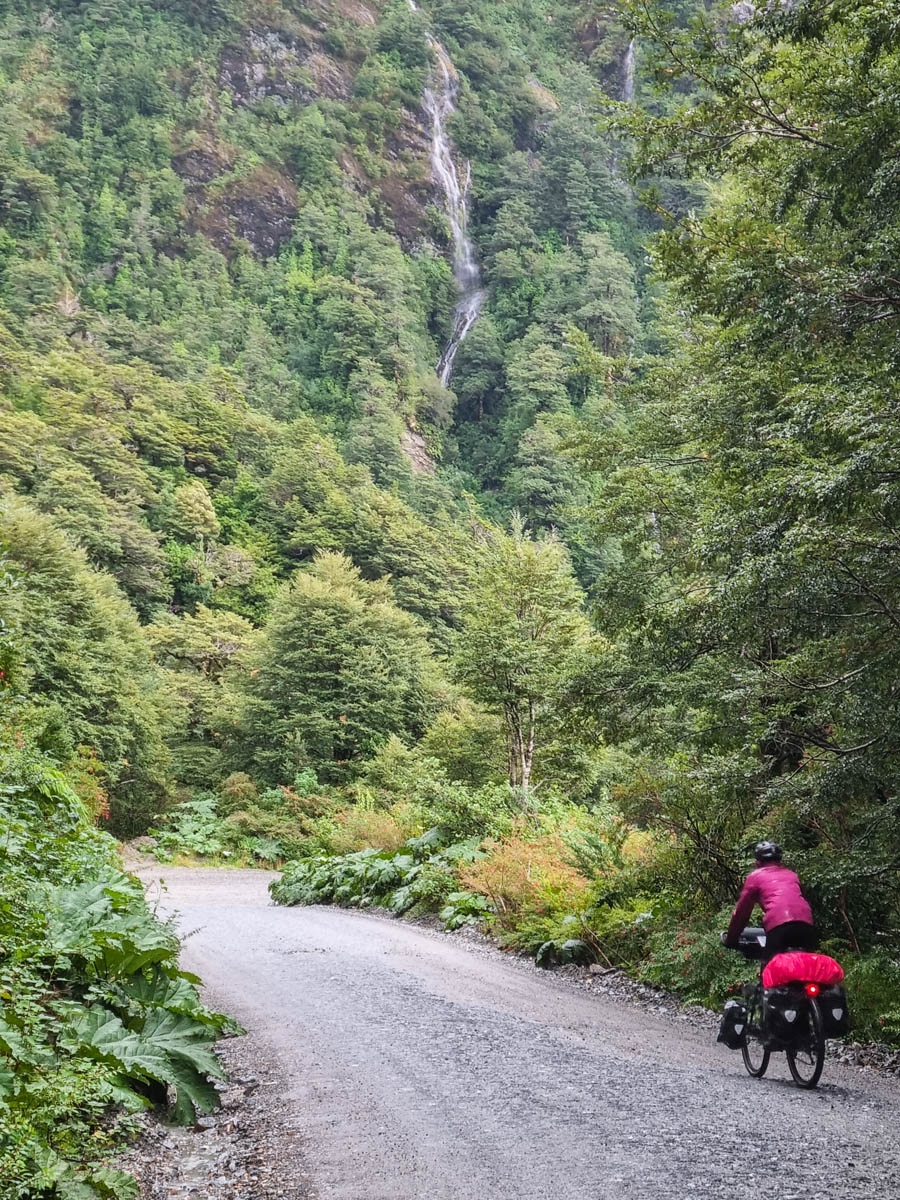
[622,38,635,103]
[408,0,485,386]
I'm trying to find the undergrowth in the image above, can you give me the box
[270,829,488,929]
[267,797,900,1046]
[0,749,236,1199]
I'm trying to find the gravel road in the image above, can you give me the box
[150,867,900,1200]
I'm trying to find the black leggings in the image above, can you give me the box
[764,920,818,962]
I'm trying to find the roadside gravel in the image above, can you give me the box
[133,867,900,1200]
[120,1031,316,1200]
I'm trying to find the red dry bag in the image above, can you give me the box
[762,951,844,989]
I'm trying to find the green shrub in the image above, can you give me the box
[149,778,345,865]
[271,848,411,907]
[292,768,320,798]
[327,805,422,854]
[438,891,493,930]
[504,893,656,969]
[271,829,489,927]
[0,746,234,1198]
[419,780,523,841]
[247,836,284,863]
[150,791,228,860]
[841,952,900,1044]
[535,933,594,968]
[638,911,752,1007]
[583,897,656,967]
[381,855,456,916]
[218,772,258,815]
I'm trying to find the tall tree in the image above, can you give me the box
[580,0,900,941]
[0,497,171,832]
[226,552,435,783]
[453,517,600,796]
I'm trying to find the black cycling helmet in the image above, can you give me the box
[754,840,782,863]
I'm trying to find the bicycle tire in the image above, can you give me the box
[741,992,770,1079]
[786,996,825,1088]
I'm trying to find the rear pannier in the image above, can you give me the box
[717,999,748,1049]
[763,986,806,1042]
[819,985,850,1038]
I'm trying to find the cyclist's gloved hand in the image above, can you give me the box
[722,931,739,949]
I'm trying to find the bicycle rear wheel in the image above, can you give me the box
[741,992,770,1078]
[786,997,825,1088]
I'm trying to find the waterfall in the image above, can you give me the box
[622,38,635,103]
[408,0,485,386]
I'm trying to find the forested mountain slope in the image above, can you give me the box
[0,0,651,824]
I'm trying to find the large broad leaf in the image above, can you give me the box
[166,1055,222,1125]
[137,1008,224,1081]
[86,1166,140,1200]
[62,1006,171,1081]
[32,1146,78,1187]
[56,1182,101,1200]
[47,882,178,976]
[46,878,180,979]
[106,1073,153,1112]
[97,932,177,977]
[50,882,116,935]
[121,967,212,1020]
[45,881,125,957]
[0,1058,15,1099]
[125,967,201,1010]
[124,969,241,1034]
[63,1005,222,1126]
[40,1160,139,1200]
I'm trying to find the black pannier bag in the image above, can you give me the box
[820,985,850,1038]
[763,986,805,1042]
[717,999,748,1049]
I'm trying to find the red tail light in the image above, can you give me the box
[806,983,820,996]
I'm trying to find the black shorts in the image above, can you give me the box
[764,920,818,962]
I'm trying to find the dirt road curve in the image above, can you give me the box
[153,867,900,1200]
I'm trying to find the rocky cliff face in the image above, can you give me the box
[169,1,434,258]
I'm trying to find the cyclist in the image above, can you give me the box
[724,841,818,961]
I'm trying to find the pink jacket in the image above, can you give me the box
[726,863,813,943]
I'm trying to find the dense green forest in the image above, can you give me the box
[3,0,900,1190]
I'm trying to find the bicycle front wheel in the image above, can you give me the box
[786,997,825,1088]
[741,993,770,1079]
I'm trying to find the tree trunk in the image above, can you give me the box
[837,888,860,953]
[520,705,536,806]
[505,708,522,788]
